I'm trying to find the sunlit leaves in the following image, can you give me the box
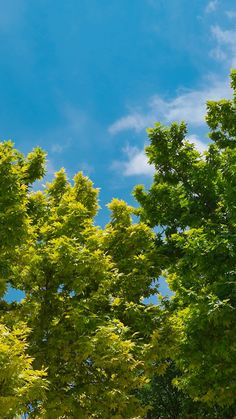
[5,165,160,417]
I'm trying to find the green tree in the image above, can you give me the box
[10,170,164,418]
[134,70,236,408]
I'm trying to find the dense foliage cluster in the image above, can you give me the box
[0,72,236,417]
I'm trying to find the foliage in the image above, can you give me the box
[0,142,47,418]
[138,361,236,418]
[134,70,236,408]
[0,323,47,419]
[8,169,162,417]
[0,142,46,296]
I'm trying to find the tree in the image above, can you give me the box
[9,169,164,417]
[134,70,236,408]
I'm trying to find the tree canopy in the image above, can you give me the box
[0,150,164,417]
[134,70,236,409]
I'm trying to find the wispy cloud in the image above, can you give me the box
[211,25,236,47]
[51,144,65,153]
[225,10,236,19]
[112,146,154,177]
[109,112,154,135]
[108,78,231,135]
[51,138,72,154]
[211,24,236,66]
[205,0,218,14]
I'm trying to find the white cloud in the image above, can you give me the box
[211,25,236,66]
[205,0,218,13]
[108,78,231,135]
[112,146,154,177]
[108,108,149,135]
[211,25,236,47]
[109,113,154,135]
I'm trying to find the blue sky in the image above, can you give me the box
[2,0,236,301]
